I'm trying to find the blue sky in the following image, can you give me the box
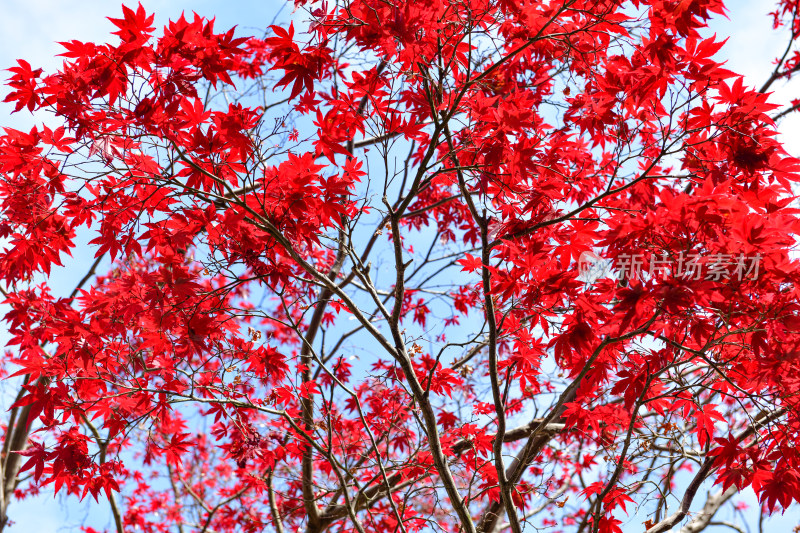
[1,0,799,531]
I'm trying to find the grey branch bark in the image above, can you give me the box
[679,486,737,533]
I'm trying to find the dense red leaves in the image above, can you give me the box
[3,1,800,533]
[4,60,43,112]
[17,429,121,503]
[265,23,333,99]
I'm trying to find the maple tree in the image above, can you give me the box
[3,0,800,532]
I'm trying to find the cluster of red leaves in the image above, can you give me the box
[2,1,800,533]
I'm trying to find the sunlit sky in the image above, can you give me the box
[0,0,799,531]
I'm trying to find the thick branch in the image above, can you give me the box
[679,486,737,533]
